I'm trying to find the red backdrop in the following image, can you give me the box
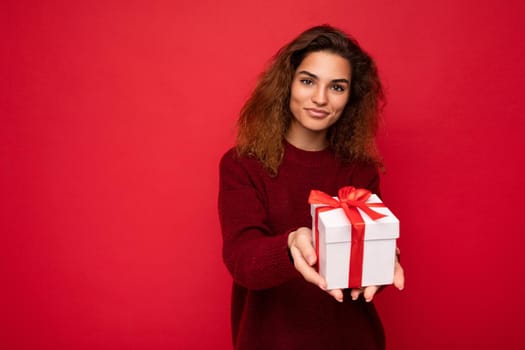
[2,0,524,349]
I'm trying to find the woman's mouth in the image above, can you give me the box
[305,108,330,118]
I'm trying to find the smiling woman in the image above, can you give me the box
[218,25,404,349]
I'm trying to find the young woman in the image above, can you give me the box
[218,25,404,350]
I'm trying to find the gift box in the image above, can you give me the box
[309,187,399,289]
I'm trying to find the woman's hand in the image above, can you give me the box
[288,227,344,302]
[350,249,405,302]
[288,228,405,303]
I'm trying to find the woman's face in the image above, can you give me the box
[288,51,351,141]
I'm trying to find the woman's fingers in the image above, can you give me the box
[393,260,405,291]
[350,288,363,301]
[288,227,326,289]
[289,228,345,301]
[290,227,317,265]
[289,245,326,290]
[350,285,380,302]
[363,285,379,302]
[327,289,344,303]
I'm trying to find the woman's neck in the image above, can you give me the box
[285,125,328,151]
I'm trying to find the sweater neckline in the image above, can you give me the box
[283,140,335,168]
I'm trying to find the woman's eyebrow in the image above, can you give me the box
[332,78,350,84]
[297,70,349,84]
[297,70,318,79]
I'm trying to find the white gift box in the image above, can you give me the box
[310,194,399,289]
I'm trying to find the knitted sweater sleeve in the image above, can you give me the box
[218,151,298,290]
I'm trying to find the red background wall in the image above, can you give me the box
[2,0,524,348]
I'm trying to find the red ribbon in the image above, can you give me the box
[309,186,386,288]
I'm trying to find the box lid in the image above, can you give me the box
[313,194,399,243]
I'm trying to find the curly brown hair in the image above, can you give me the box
[236,25,385,175]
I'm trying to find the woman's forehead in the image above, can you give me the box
[296,51,351,80]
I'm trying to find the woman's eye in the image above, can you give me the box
[300,79,313,85]
[331,84,345,92]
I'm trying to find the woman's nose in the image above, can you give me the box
[311,87,328,105]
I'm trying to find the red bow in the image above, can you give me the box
[308,186,386,288]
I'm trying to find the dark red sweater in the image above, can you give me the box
[218,141,385,350]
